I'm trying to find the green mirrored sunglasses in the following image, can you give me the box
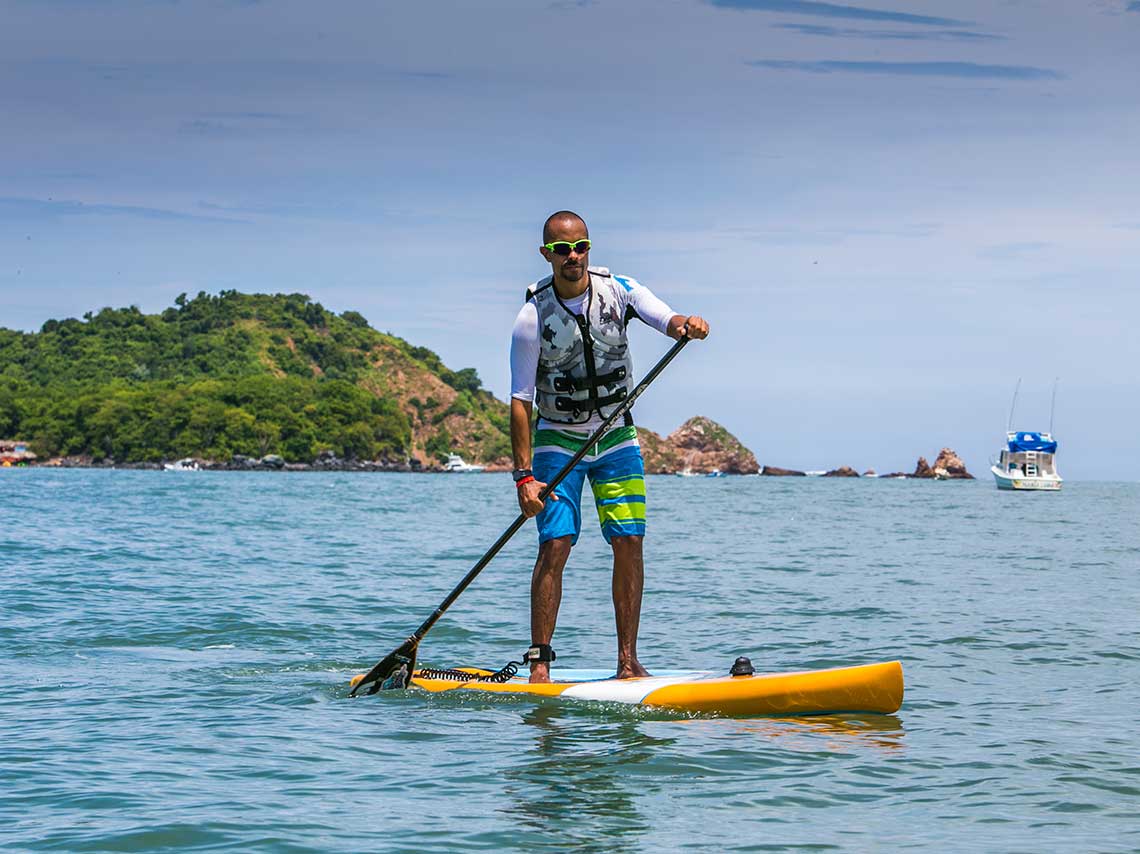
[543,239,591,256]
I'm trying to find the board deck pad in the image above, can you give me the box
[401,661,904,716]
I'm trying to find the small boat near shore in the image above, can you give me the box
[443,453,484,473]
[163,458,200,472]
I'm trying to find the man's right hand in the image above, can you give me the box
[518,479,558,517]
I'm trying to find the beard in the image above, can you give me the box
[561,260,586,282]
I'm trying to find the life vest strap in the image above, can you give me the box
[552,366,628,393]
[552,386,627,415]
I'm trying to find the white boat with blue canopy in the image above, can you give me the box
[991,431,1062,491]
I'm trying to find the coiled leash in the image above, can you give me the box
[416,645,556,684]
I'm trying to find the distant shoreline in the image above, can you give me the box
[6,461,976,478]
[11,459,460,473]
[6,447,974,479]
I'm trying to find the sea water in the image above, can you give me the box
[1,470,1137,852]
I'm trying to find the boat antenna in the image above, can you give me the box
[1049,377,1059,434]
[1006,378,1021,433]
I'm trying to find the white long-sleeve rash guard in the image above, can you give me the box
[510,273,678,432]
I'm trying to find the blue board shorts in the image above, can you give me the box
[532,424,647,546]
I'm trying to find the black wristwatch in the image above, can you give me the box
[512,468,534,483]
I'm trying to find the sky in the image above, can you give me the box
[2,0,1137,479]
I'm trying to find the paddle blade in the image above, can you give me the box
[349,636,419,697]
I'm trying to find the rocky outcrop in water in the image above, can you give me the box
[912,457,934,479]
[760,465,806,476]
[822,466,860,478]
[932,447,974,479]
[878,449,973,480]
[639,417,759,474]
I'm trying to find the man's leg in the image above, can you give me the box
[586,430,648,679]
[530,429,589,683]
[530,535,572,683]
[611,534,649,678]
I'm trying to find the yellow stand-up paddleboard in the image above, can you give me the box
[351,660,903,716]
[342,344,905,718]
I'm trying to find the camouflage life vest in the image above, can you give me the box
[526,267,635,425]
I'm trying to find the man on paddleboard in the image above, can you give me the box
[509,211,709,683]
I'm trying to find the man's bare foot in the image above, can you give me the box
[529,662,552,684]
[616,660,650,679]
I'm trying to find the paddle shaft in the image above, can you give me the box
[408,335,689,643]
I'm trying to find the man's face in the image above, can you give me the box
[540,219,590,283]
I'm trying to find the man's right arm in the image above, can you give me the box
[509,302,554,517]
[511,398,550,517]
[510,398,533,473]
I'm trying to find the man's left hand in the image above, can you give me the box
[680,315,709,340]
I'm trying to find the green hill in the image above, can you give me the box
[0,291,511,466]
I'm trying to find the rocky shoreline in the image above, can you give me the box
[761,448,975,480]
[32,452,432,473]
[9,429,974,479]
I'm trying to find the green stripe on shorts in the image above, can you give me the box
[534,424,639,457]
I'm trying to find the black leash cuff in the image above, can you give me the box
[523,644,556,664]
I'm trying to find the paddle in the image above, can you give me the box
[349,335,690,696]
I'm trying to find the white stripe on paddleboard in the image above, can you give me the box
[560,672,711,704]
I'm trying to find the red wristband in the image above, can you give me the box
[515,475,535,489]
